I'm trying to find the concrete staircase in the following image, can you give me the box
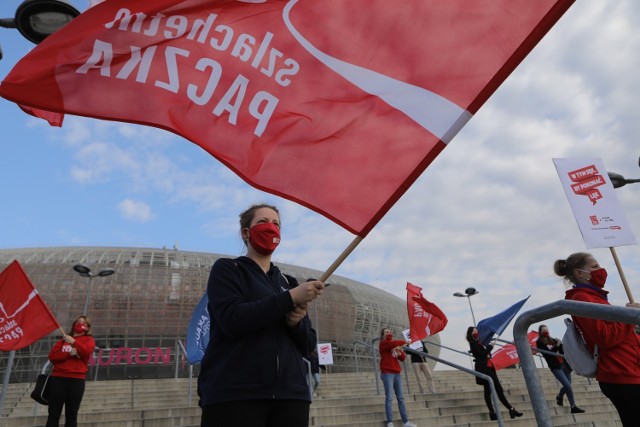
[0,368,622,426]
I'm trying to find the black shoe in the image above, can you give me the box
[509,408,523,419]
[556,394,563,406]
[489,412,497,421]
[571,406,585,414]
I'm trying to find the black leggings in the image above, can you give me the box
[599,382,640,426]
[481,368,512,413]
[46,376,86,427]
[201,399,310,427]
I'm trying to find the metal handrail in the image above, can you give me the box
[514,299,640,427]
[404,347,505,426]
[353,339,380,395]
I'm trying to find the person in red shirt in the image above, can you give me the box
[46,315,96,427]
[378,328,416,427]
[554,252,640,426]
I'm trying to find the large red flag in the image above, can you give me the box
[0,261,61,351]
[406,282,448,341]
[492,331,539,371]
[0,0,574,236]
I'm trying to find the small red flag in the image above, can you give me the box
[491,331,539,371]
[406,282,448,342]
[0,260,61,351]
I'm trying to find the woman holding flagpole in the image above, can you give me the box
[466,326,523,420]
[379,327,417,427]
[198,203,325,427]
[46,315,95,427]
[554,252,640,426]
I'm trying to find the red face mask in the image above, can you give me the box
[248,223,281,255]
[472,332,479,340]
[589,268,608,288]
[73,323,88,334]
[542,331,550,337]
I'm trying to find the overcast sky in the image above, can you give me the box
[1,1,640,369]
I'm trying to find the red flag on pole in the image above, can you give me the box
[0,260,61,351]
[492,331,539,371]
[0,0,574,236]
[406,282,448,341]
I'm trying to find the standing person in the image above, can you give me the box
[535,324,585,413]
[46,315,95,427]
[379,328,417,427]
[554,252,640,426]
[409,341,436,393]
[466,326,523,420]
[198,203,325,427]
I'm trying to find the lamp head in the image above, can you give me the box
[453,292,465,297]
[73,264,91,276]
[464,287,478,296]
[13,0,81,44]
[97,268,115,277]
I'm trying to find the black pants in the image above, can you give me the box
[201,399,310,427]
[599,382,640,426]
[46,377,86,427]
[481,368,512,413]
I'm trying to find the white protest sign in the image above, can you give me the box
[402,329,423,351]
[553,158,636,248]
[317,343,333,365]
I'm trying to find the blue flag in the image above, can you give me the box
[186,292,210,364]
[477,296,530,346]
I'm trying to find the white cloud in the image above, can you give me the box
[117,199,154,223]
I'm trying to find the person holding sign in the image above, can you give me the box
[555,252,640,426]
[46,315,95,427]
[198,203,324,427]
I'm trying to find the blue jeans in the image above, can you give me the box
[551,364,575,407]
[381,373,408,423]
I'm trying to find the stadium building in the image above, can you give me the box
[0,247,440,382]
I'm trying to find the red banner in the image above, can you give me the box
[0,261,61,351]
[492,331,539,371]
[0,0,574,236]
[406,282,448,341]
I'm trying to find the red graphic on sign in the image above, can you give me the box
[568,165,605,205]
[590,215,599,225]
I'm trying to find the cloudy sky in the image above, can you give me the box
[1,1,640,369]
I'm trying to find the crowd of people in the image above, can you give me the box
[39,203,640,427]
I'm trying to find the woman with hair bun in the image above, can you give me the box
[554,252,640,426]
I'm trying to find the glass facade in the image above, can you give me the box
[0,247,440,382]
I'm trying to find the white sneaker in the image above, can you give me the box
[403,422,417,427]
[386,423,395,427]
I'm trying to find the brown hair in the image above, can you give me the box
[537,324,553,346]
[239,204,279,231]
[553,252,591,285]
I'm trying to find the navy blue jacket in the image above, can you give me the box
[198,256,316,406]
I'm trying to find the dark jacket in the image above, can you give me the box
[566,285,640,384]
[469,338,498,385]
[198,256,317,406]
[469,338,493,374]
[536,337,564,370]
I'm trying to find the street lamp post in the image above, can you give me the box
[608,156,640,188]
[453,287,479,327]
[73,264,115,315]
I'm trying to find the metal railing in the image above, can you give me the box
[404,347,506,426]
[513,299,640,427]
